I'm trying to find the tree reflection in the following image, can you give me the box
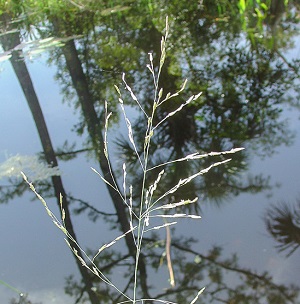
[10,294,41,304]
[1,1,300,304]
[0,12,99,304]
[64,234,299,303]
[265,199,300,257]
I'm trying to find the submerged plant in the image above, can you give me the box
[22,17,243,303]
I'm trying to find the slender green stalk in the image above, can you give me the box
[132,17,172,303]
[0,279,23,295]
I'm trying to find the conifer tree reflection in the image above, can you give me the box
[265,199,300,257]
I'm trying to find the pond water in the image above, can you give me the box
[0,2,300,304]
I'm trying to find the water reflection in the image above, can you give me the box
[265,199,300,257]
[1,1,300,303]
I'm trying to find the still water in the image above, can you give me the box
[0,2,300,304]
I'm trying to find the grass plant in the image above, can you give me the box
[22,17,243,303]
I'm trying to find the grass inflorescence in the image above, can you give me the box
[22,17,243,304]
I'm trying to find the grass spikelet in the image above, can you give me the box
[158,79,188,106]
[121,73,147,117]
[148,148,244,171]
[152,214,201,219]
[119,100,144,170]
[144,221,177,233]
[104,101,113,158]
[152,159,231,207]
[21,172,65,232]
[149,169,165,196]
[151,197,198,212]
[190,287,206,304]
[92,227,136,262]
[123,163,127,199]
[153,93,199,130]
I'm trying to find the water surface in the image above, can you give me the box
[0,2,300,303]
